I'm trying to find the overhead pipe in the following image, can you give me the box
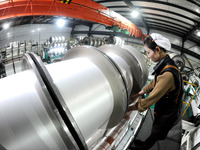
[0,45,148,149]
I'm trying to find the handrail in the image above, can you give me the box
[182,80,198,117]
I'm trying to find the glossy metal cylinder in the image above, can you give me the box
[0,67,77,150]
[46,58,114,141]
[190,75,199,87]
[0,45,148,149]
[62,46,128,129]
[98,45,148,95]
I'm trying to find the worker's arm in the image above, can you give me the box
[129,72,175,112]
[143,78,156,94]
[130,78,155,102]
[137,72,175,112]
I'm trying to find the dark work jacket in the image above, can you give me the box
[151,55,184,140]
[0,63,5,74]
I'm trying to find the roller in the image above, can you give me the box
[0,45,148,150]
[58,36,62,43]
[169,53,185,71]
[82,37,91,46]
[194,69,200,78]
[96,38,102,47]
[82,37,103,47]
[98,45,148,94]
[190,75,199,87]
[55,36,59,43]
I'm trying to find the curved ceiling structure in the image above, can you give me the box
[0,0,144,39]
[94,0,200,46]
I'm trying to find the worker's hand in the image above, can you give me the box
[130,93,140,102]
[127,104,137,112]
[130,90,145,103]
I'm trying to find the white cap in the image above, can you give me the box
[150,33,171,51]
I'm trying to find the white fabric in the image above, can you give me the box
[150,33,171,51]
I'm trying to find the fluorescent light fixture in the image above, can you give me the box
[196,8,200,13]
[131,10,139,18]
[56,19,66,27]
[3,23,10,29]
[197,31,200,37]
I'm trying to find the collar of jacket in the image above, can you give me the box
[152,55,171,75]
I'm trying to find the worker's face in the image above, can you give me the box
[144,45,160,62]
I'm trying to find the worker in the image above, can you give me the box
[129,33,184,150]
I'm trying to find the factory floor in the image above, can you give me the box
[129,109,182,150]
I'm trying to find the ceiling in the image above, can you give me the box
[1,0,200,46]
[93,0,200,47]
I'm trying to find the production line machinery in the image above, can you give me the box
[0,45,148,150]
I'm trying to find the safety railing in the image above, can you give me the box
[182,80,198,117]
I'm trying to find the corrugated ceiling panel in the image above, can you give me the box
[146,19,189,31]
[167,6,199,21]
[148,22,186,34]
[167,0,200,14]
[109,8,130,11]
[143,14,193,29]
[191,34,200,40]
[98,1,127,7]
[125,18,144,23]
[141,9,195,25]
[131,1,199,23]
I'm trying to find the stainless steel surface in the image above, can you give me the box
[62,46,128,129]
[99,45,148,95]
[82,37,103,47]
[0,45,148,149]
[46,58,114,141]
[82,37,91,46]
[0,54,82,150]
[98,45,134,95]
[190,75,199,87]
[5,60,23,76]
[28,52,88,150]
[120,45,149,88]
[0,68,70,150]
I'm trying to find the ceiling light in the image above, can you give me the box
[56,19,66,27]
[3,23,10,29]
[197,31,200,37]
[196,8,200,13]
[131,10,139,18]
